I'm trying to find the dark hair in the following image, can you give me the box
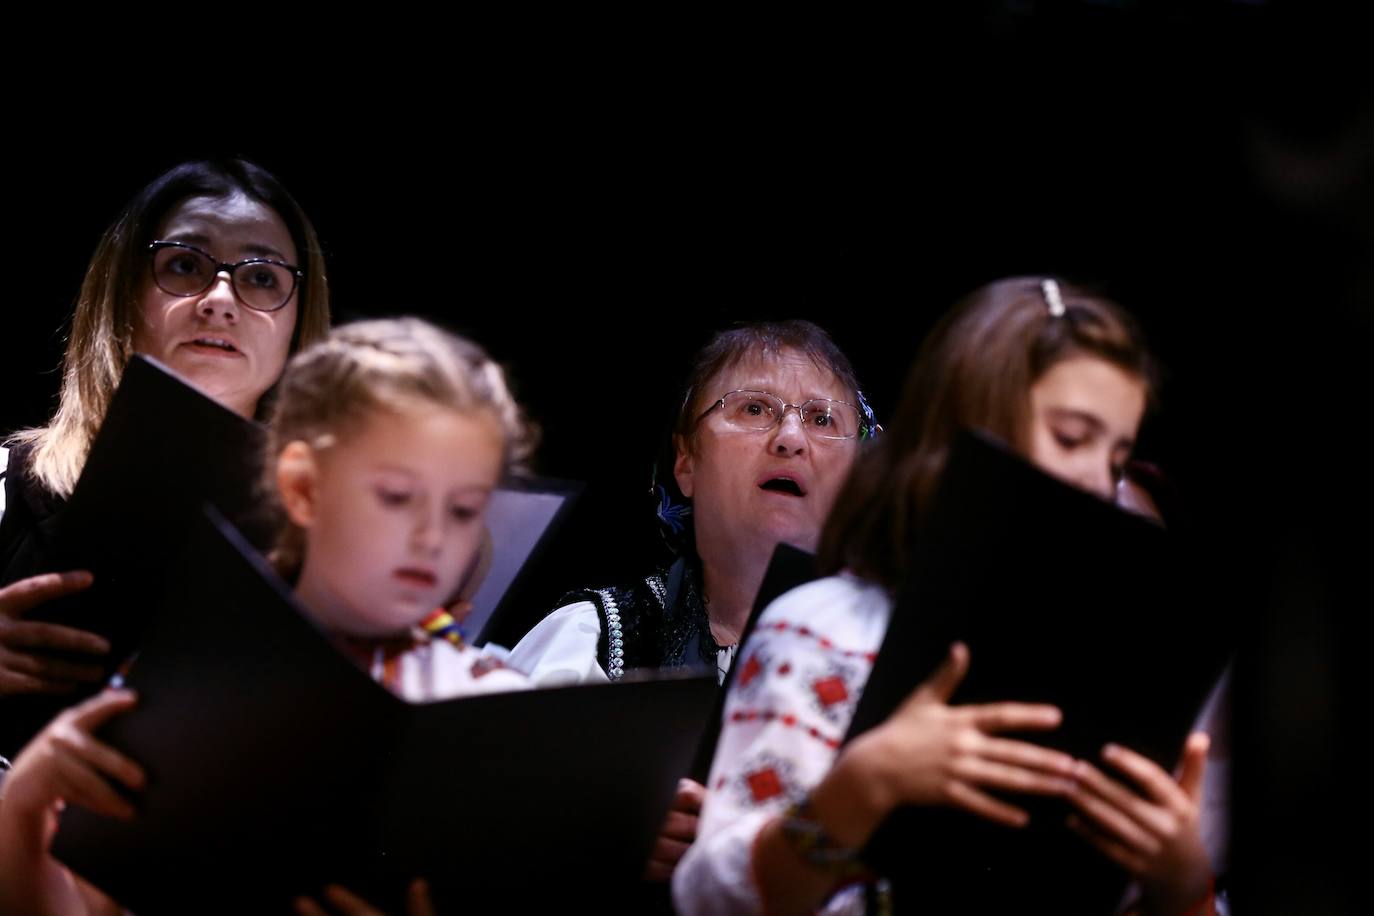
[652,319,867,555]
[674,320,865,449]
[10,158,331,497]
[820,276,1156,592]
[103,158,330,353]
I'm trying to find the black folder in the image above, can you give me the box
[0,356,269,756]
[51,506,717,914]
[2,357,585,758]
[844,431,1229,912]
[30,355,272,651]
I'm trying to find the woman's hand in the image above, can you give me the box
[1066,732,1213,916]
[644,778,706,881]
[294,879,435,916]
[0,571,108,696]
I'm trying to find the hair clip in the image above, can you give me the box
[1041,279,1067,318]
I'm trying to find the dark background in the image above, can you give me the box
[4,4,1369,911]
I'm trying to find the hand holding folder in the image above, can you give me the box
[0,570,104,696]
[51,507,717,914]
[0,355,269,756]
[845,431,1230,912]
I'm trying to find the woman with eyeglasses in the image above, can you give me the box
[508,319,874,882]
[511,320,873,689]
[674,279,1220,916]
[0,160,330,760]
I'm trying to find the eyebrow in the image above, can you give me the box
[731,385,849,403]
[162,231,292,263]
[370,465,418,478]
[1047,408,1136,450]
[450,485,496,499]
[1046,407,1104,430]
[370,465,495,494]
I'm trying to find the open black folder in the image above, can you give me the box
[52,506,717,914]
[23,355,272,649]
[843,431,1229,912]
[0,356,269,755]
[2,356,584,758]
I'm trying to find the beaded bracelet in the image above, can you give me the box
[778,796,860,870]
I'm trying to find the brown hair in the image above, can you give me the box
[820,276,1156,592]
[9,159,330,497]
[266,318,536,576]
[674,320,866,451]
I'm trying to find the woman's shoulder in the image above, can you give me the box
[761,572,889,616]
[754,573,891,644]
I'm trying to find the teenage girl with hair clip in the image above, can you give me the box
[674,278,1219,916]
[0,318,534,916]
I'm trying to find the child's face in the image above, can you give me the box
[286,406,505,637]
[1026,356,1146,500]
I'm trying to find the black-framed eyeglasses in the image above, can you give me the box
[696,389,866,440]
[147,241,303,313]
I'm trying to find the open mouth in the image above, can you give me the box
[186,337,240,354]
[759,477,806,497]
[393,568,438,588]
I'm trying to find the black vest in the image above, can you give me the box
[559,556,726,681]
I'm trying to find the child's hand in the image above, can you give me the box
[0,571,108,696]
[644,777,706,881]
[0,689,141,916]
[295,879,434,916]
[839,642,1076,835]
[747,643,1077,916]
[1066,732,1213,916]
[1,688,144,826]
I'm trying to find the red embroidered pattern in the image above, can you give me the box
[738,653,763,687]
[812,675,849,707]
[766,620,877,662]
[729,708,842,749]
[746,767,784,802]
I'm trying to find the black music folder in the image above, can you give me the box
[30,355,271,649]
[844,431,1229,913]
[0,356,268,755]
[52,506,717,914]
[3,356,583,757]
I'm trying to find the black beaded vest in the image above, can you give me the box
[558,556,733,682]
